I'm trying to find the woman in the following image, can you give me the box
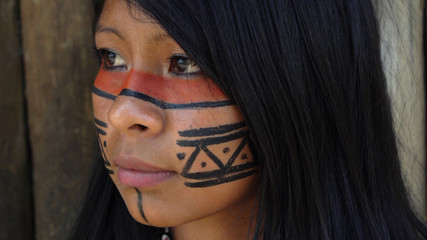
[71,0,427,239]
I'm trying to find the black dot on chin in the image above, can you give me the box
[223,147,230,154]
[177,153,186,160]
[201,162,207,168]
[241,153,248,160]
[103,141,107,147]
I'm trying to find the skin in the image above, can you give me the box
[93,0,259,239]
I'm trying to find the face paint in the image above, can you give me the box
[95,118,114,174]
[135,188,149,223]
[93,68,233,109]
[176,122,257,188]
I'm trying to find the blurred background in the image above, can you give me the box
[0,0,425,239]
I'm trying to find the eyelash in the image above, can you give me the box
[167,53,202,78]
[94,48,127,72]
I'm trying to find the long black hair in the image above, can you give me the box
[71,0,427,239]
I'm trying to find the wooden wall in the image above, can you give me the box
[0,0,32,239]
[0,0,98,239]
[19,0,99,239]
[0,0,425,240]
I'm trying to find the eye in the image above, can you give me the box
[97,48,127,71]
[168,54,201,77]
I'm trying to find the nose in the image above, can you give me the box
[107,75,165,137]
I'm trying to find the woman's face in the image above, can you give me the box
[93,0,258,228]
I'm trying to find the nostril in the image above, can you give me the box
[129,124,147,132]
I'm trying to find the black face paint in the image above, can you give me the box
[93,86,116,100]
[118,88,233,109]
[176,153,186,160]
[93,69,233,109]
[135,188,149,223]
[223,147,230,154]
[95,118,114,174]
[177,122,257,188]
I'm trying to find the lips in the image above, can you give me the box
[114,156,176,188]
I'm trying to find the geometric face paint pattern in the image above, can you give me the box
[177,122,257,188]
[96,118,148,222]
[95,118,114,174]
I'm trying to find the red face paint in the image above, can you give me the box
[93,68,229,105]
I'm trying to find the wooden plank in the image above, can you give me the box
[0,0,33,239]
[19,0,98,239]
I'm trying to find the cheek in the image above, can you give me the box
[121,171,258,227]
[175,121,255,188]
[137,108,259,226]
[92,94,116,173]
[93,93,113,120]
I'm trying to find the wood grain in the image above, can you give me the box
[19,0,98,239]
[0,0,33,239]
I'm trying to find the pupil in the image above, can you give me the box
[107,52,116,65]
[176,58,188,72]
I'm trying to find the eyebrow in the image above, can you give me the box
[95,24,125,40]
[95,24,172,46]
[149,33,171,43]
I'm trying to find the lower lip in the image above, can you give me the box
[117,167,176,188]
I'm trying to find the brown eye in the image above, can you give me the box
[106,51,117,65]
[168,54,201,76]
[98,48,127,71]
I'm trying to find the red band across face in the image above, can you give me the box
[93,68,229,104]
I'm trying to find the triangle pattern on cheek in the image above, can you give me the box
[93,69,233,109]
[176,122,257,187]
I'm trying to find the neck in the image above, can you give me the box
[171,194,257,240]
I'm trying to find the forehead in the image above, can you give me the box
[96,0,167,40]
[100,0,154,23]
[96,0,176,62]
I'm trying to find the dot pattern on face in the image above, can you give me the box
[177,153,186,160]
[176,121,257,188]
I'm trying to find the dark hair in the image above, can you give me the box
[71,0,427,239]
